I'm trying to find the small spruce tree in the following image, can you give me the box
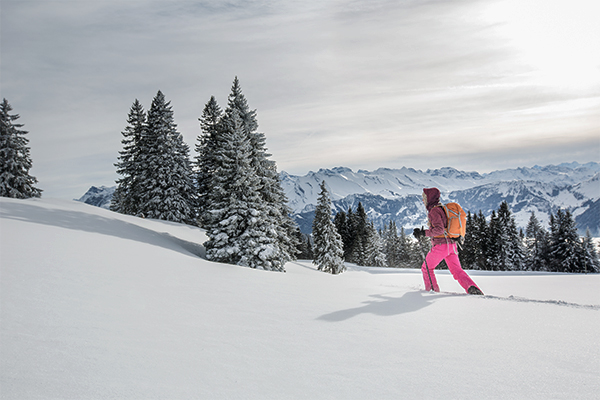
[549,209,585,273]
[137,91,196,224]
[0,99,42,198]
[195,95,223,225]
[312,181,345,274]
[349,202,369,265]
[581,229,600,273]
[364,221,386,267]
[525,212,550,271]
[111,99,146,215]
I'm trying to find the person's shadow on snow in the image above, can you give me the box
[317,291,454,321]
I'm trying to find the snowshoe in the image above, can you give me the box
[468,286,484,295]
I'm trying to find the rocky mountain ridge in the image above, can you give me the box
[77,162,600,235]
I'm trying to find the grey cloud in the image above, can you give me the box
[1,0,598,199]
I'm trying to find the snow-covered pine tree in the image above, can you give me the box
[365,221,386,267]
[549,209,585,273]
[293,229,313,260]
[111,99,146,215]
[137,91,196,224]
[460,211,479,269]
[312,181,345,274]
[486,210,501,271]
[525,212,550,271]
[204,109,285,271]
[382,221,399,267]
[349,202,368,265]
[398,227,415,268]
[334,210,349,252]
[195,95,223,226]
[0,99,42,198]
[496,201,525,271]
[581,229,600,273]
[335,208,356,262]
[224,77,299,264]
[472,211,489,270]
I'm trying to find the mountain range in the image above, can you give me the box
[77,162,600,236]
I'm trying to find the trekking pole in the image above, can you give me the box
[418,237,435,292]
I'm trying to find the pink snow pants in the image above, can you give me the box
[421,243,477,293]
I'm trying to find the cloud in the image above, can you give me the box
[1,0,598,198]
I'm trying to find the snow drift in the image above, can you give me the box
[1,198,598,399]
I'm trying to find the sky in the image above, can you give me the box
[1,0,599,199]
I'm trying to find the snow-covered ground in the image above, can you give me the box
[1,198,598,399]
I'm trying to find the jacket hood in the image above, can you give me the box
[423,187,441,211]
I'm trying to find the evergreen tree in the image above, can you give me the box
[525,212,550,271]
[398,227,416,268]
[349,202,369,265]
[486,210,501,270]
[473,211,489,270]
[343,207,358,261]
[223,77,299,264]
[312,181,345,274]
[549,209,585,273]
[364,221,386,267]
[294,230,313,260]
[0,99,42,198]
[382,221,400,267]
[111,99,146,215]
[195,95,223,225]
[581,229,600,273]
[136,91,196,224]
[204,109,284,271]
[461,211,478,269]
[336,209,366,263]
[496,201,525,271]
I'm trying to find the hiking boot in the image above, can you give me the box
[468,286,484,295]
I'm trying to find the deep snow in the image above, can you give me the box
[1,198,599,399]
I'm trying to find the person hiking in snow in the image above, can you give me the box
[413,187,484,295]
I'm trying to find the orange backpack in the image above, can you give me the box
[438,202,467,239]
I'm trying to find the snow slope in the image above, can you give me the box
[1,198,599,399]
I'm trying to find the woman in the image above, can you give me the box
[413,187,483,295]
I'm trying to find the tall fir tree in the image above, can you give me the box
[312,181,345,274]
[473,211,489,270]
[382,221,400,267]
[581,229,600,273]
[549,209,585,273]
[525,212,550,271]
[486,210,503,271]
[398,227,417,268]
[223,77,299,264]
[136,91,196,224]
[294,230,313,260]
[111,99,146,215]
[461,211,478,269]
[495,201,525,271]
[195,95,223,225]
[0,99,42,198]
[349,202,369,265]
[343,207,358,261]
[364,221,386,267]
[204,109,285,271]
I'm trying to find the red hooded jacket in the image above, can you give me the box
[423,187,450,245]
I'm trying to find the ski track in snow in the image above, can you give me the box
[427,290,600,310]
[482,294,600,310]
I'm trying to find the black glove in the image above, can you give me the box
[412,227,425,239]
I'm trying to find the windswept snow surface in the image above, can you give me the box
[1,198,599,399]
